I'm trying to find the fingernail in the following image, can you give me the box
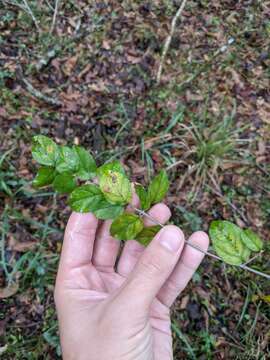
[158,226,183,252]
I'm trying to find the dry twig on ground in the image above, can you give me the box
[156,0,188,84]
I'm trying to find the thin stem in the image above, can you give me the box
[50,0,60,34]
[21,0,41,32]
[134,207,270,280]
[242,251,264,266]
[156,0,188,83]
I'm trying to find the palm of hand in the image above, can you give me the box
[68,263,172,360]
[55,205,208,360]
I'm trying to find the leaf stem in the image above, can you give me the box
[134,207,270,280]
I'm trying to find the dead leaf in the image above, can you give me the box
[102,40,111,50]
[51,58,61,71]
[128,160,146,176]
[0,319,7,337]
[126,54,141,64]
[11,241,37,252]
[179,295,190,310]
[0,283,19,299]
[186,90,204,102]
[88,81,108,92]
[63,55,78,76]
[0,107,8,118]
[78,64,92,79]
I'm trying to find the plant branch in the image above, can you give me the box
[134,207,270,280]
[156,0,188,84]
[21,77,61,107]
[17,66,62,106]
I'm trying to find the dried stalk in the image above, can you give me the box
[21,77,61,107]
[50,0,60,34]
[156,0,188,84]
[21,0,41,32]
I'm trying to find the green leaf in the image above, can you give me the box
[32,167,56,188]
[56,146,79,173]
[53,172,76,194]
[213,243,243,265]
[209,220,246,265]
[110,213,144,241]
[147,169,169,205]
[32,135,59,166]
[68,184,104,212]
[241,246,251,262]
[93,201,124,220]
[100,170,132,205]
[135,184,151,211]
[136,225,161,246]
[97,161,125,178]
[242,229,264,252]
[68,185,123,219]
[74,146,97,180]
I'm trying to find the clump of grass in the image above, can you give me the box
[164,101,249,200]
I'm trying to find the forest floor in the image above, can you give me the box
[0,1,270,359]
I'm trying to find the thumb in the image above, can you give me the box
[119,225,185,312]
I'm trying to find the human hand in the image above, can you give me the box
[54,202,209,360]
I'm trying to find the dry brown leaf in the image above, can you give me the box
[11,241,37,252]
[186,90,204,102]
[0,283,19,299]
[78,64,92,79]
[63,55,78,76]
[0,107,8,118]
[179,295,190,310]
[126,54,141,64]
[102,40,111,50]
[88,81,108,92]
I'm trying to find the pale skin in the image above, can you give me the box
[55,201,209,360]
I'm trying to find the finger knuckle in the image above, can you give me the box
[68,227,96,240]
[139,256,163,277]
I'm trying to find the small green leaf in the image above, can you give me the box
[110,213,144,241]
[100,170,132,205]
[32,135,59,166]
[147,169,169,205]
[97,161,125,179]
[53,172,76,194]
[56,146,79,173]
[241,246,251,262]
[135,184,151,211]
[68,184,104,212]
[213,243,243,265]
[32,167,56,188]
[136,225,161,246]
[209,220,246,265]
[68,185,123,218]
[93,201,124,220]
[74,146,97,180]
[242,229,263,252]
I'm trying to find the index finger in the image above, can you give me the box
[58,212,98,273]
